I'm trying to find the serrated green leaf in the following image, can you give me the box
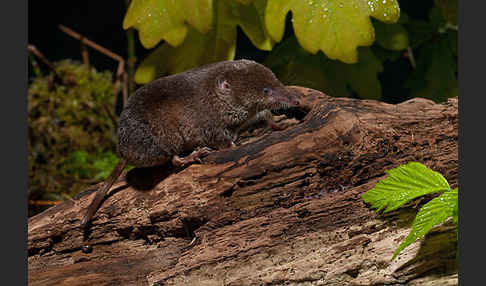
[362,162,450,213]
[134,0,273,83]
[265,0,400,63]
[373,20,408,51]
[393,188,458,259]
[406,36,457,102]
[265,36,383,99]
[452,188,458,224]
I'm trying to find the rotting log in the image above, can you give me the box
[28,86,458,286]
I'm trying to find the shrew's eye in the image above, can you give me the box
[263,88,272,96]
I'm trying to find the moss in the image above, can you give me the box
[28,60,119,216]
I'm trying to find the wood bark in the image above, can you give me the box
[28,87,458,286]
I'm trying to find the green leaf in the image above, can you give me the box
[404,19,436,49]
[371,45,401,63]
[123,0,213,48]
[345,47,383,99]
[393,188,458,259]
[265,0,400,63]
[235,0,256,4]
[447,29,457,57]
[233,0,276,51]
[362,162,450,213]
[134,0,273,83]
[373,20,408,51]
[452,188,458,224]
[265,36,383,99]
[429,6,446,30]
[264,39,337,95]
[434,0,457,26]
[405,36,457,102]
[397,11,409,24]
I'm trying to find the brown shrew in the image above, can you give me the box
[80,59,300,229]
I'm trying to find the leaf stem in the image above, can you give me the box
[407,46,416,69]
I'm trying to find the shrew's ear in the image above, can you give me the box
[215,75,232,96]
[218,79,231,91]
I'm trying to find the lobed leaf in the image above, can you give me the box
[123,0,213,48]
[393,188,458,259]
[265,0,400,63]
[362,162,450,213]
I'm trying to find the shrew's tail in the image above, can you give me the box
[80,158,127,229]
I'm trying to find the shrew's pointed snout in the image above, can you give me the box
[269,86,300,109]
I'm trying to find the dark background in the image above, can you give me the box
[28,1,136,78]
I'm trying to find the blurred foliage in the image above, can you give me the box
[125,0,457,103]
[403,6,458,101]
[28,60,119,216]
[434,0,457,25]
[264,38,384,100]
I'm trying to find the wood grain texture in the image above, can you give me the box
[28,86,458,286]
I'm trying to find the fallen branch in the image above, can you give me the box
[58,25,126,97]
[28,44,62,83]
[28,87,458,286]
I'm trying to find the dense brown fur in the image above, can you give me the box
[81,60,300,229]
